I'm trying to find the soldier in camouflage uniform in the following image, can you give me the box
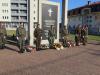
[48,25,55,48]
[84,25,88,43]
[0,23,7,49]
[62,26,68,47]
[34,24,42,51]
[75,25,81,46]
[81,25,88,45]
[16,23,27,53]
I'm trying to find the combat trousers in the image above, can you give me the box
[62,36,68,47]
[36,38,41,51]
[0,35,6,49]
[48,37,54,48]
[18,38,26,52]
[81,36,87,45]
[75,35,80,46]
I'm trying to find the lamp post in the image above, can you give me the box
[62,0,68,28]
[61,0,68,39]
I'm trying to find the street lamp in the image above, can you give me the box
[61,0,68,39]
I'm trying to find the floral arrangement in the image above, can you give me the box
[53,43,64,50]
[40,44,49,49]
[66,40,75,47]
[25,45,36,52]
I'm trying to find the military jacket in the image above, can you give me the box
[16,27,26,38]
[34,28,42,38]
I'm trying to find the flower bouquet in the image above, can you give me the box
[25,45,36,52]
[40,44,49,50]
[66,40,75,47]
[53,43,64,50]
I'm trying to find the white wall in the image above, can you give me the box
[65,0,68,26]
[0,0,11,22]
[68,16,82,27]
[29,0,48,46]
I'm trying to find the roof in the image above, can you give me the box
[69,1,100,11]
[68,1,100,16]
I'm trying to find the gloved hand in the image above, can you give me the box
[4,36,6,39]
[16,37,19,40]
[24,37,27,40]
[62,37,64,39]
[41,37,42,39]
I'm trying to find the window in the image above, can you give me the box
[20,16,27,21]
[3,16,4,19]
[20,10,27,14]
[34,11,35,14]
[12,10,19,13]
[5,16,6,19]
[2,3,8,6]
[2,10,4,13]
[20,4,27,8]
[11,3,18,7]
[33,17,35,20]
[82,8,91,15]
[12,16,19,20]
[34,4,35,7]
[7,16,9,19]
[2,10,8,13]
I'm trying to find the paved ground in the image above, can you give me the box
[0,42,100,75]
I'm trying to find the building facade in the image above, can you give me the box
[0,0,48,30]
[11,0,28,29]
[0,0,68,46]
[0,0,11,22]
[68,2,100,35]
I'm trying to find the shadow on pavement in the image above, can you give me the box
[86,48,100,56]
[5,46,19,52]
[88,42,100,45]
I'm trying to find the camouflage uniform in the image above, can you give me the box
[34,24,42,51]
[85,25,88,43]
[0,24,7,49]
[62,26,68,47]
[48,26,55,48]
[75,25,81,46]
[16,23,26,53]
[81,25,88,45]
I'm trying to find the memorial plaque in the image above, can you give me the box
[42,4,58,40]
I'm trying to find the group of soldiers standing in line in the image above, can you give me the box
[34,24,55,51]
[75,25,88,46]
[0,22,88,53]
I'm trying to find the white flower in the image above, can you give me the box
[56,48,60,51]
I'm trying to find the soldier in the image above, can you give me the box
[0,22,7,49]
[16,22,29,53]
[62,26,68,47]
[34,24,42,51]
[81,25,88,45]
[75,25,81,46]
[84,25,88,43]
[48,25,55,48]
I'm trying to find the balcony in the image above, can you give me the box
[11,6,19,10]
[20,13,27,16]
[11,0,19,3]
[11,13,19,16]
[19,0,27,4]
[20,7,27,10]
